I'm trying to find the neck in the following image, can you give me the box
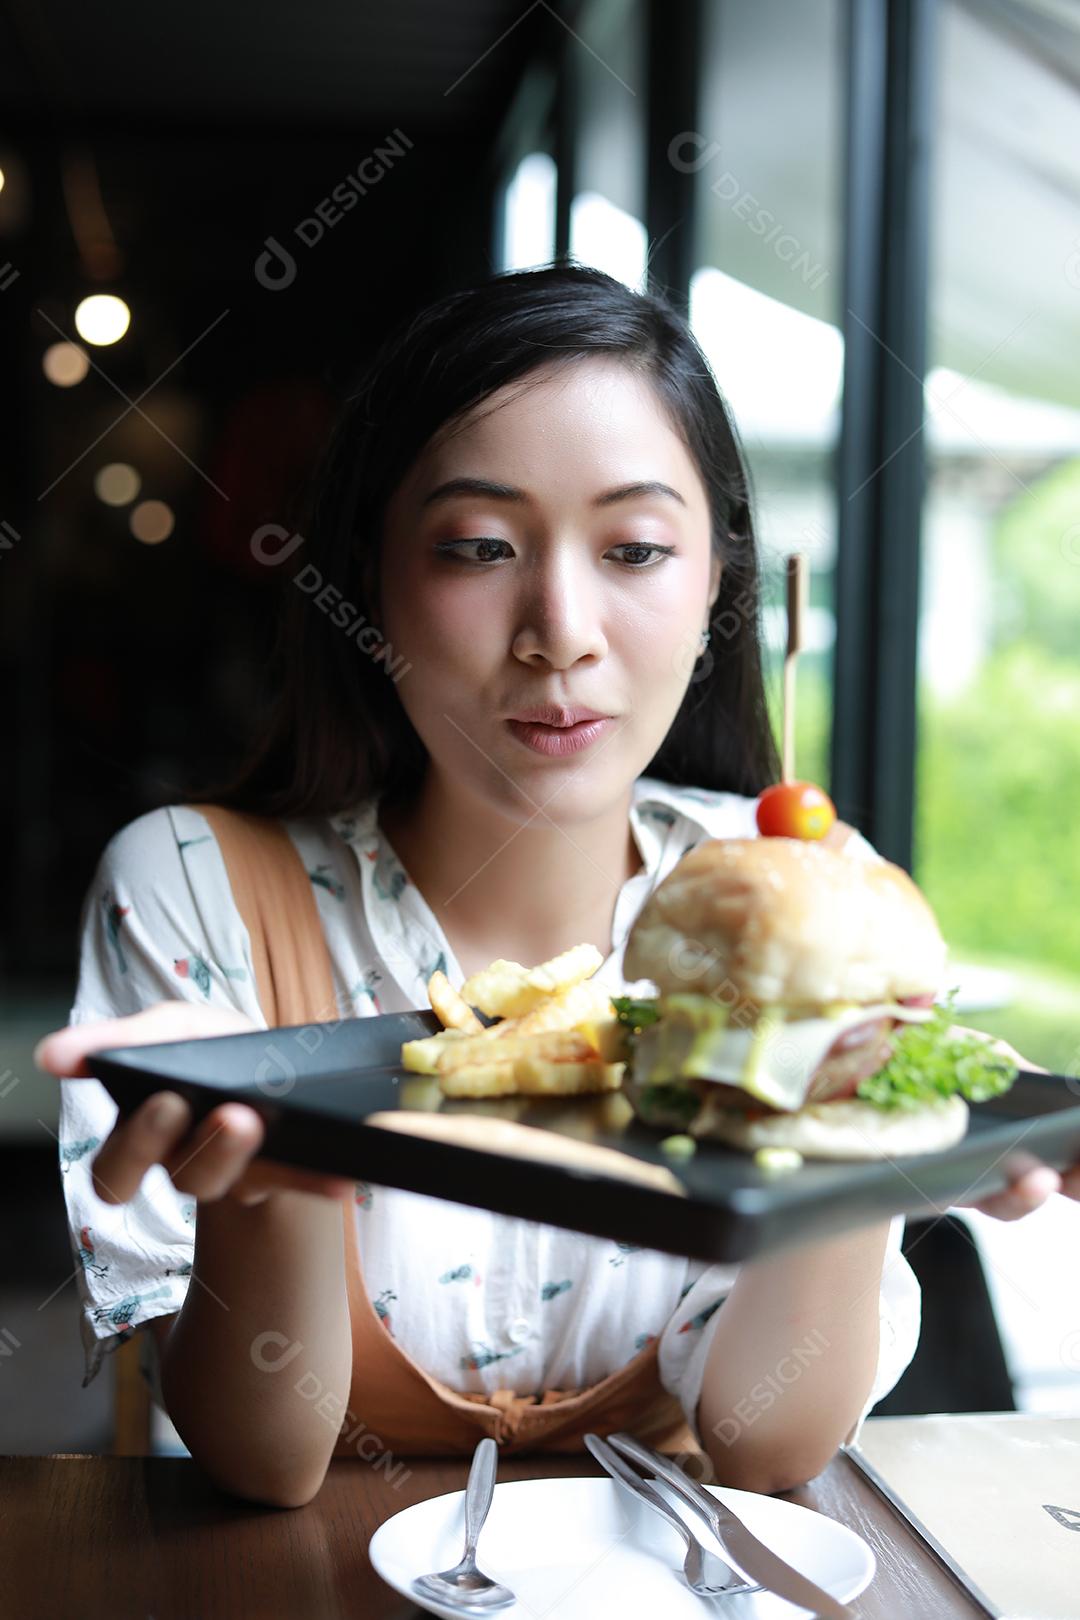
[379,767,644,970]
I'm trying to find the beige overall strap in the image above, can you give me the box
[119,801,338,1458]
[187,803,338,1026]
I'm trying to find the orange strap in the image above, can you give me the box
[188,803,340,1026]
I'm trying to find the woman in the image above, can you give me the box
[36,265,1072,1510]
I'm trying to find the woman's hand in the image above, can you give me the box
[949,1024,1080,1220]
[35,1000,355,1208]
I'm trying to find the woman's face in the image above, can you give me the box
[378,355,721,821]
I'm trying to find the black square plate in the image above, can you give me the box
[87,1010,1080,1263]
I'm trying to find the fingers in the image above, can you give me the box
[943,1026,1046,1073]
[161,1103,266,1201]
[46,1002,349,1208]
[34,1001,257,1078]
[91,1096,264,1205]
[1061,1164,1080,1203]
[967,1165,1062,1221]
[92,1090,194,1203]
[985,1037,1046,1073]
[988,1037,1047,1073]
[34,1016,139,1079]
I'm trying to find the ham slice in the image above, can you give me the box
[805,1017,897,1103]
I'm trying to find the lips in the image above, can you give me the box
[507,705,611,728]
[505,715,614,757]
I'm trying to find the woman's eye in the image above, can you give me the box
[433,539,675,568]
[434,538,512,563]
[607,543,676,568]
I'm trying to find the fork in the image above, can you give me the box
[584,1433,759,1597]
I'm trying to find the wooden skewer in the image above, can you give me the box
[783,552,808,784]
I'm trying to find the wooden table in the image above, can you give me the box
[1,1448,987,1619]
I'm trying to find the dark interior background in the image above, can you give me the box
[1,0,546,979]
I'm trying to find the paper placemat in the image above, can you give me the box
[847,1414,1080,1619]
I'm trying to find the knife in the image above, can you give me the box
[583,1433,750,1595]
[607,1431,852,1619]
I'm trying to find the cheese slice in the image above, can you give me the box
[631,999,934,1113]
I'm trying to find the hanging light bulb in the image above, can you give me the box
[94,463,141,506]
[74,293,131,346]
[43,342,90,386]
[130,500,174,543]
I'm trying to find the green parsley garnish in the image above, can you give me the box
[855,992,1019,1112]
[612,995,661,1031]
[636,1082,699,1128]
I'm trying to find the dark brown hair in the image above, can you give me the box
[196,263,780,818]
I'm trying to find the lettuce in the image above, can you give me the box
[612,994,661,1031]
[632,1081,699,1129]
[855,991,1019,1112]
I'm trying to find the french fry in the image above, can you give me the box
[500,979,615,1039]
[524,943,605,995]
[437,1061,518,1097]
[507,1057,625,1095]
[574,1016,631,1063]
[437,1028,597,1074]
[439,1056,626,1098]
[408,942,626,1100]
[427,969,485,1034]
[401,1028,470,1075]
[460,943,604,1018]
[456,959,533,1019]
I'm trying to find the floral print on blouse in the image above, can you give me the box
[56,776,920,1447]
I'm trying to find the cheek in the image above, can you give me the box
[612,565,710,663]
[383,564,501,672]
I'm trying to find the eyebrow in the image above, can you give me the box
[420,477,687,510]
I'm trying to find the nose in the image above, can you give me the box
[510,544,608,669]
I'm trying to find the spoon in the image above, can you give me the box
[413,1436,516,1610]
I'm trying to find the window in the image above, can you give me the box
[570,192,647,290]
[567,0,647,289]
[499,151,557,273]
[689,0,845,788]
[916,0,1080,1417]
[915,0,1080,1077]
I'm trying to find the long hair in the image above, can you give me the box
[194,263,780,817]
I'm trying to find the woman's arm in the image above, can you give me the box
[695,1221,891,1494]
[39,1006,355,1509]
[155,1190,352,1509]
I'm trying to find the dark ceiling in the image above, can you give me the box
[0,0,564,135]
[0,0,572,390]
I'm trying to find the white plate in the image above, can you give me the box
[369,1473,876,1618]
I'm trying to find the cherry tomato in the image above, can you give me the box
[756,780,837,841]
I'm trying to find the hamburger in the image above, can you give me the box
[616,836,1018,1160]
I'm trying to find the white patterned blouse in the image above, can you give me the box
[57,774,920,1448]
